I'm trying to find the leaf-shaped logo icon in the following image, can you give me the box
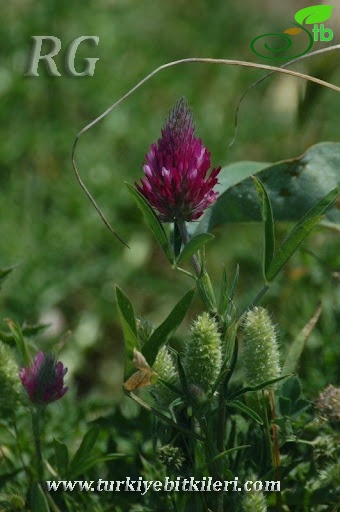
[294,5,334,25]
[284,27,303,35]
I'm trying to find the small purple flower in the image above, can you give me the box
[136,98,221,222]
[19,352,68,405]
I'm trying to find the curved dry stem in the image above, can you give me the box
[71,47,340,246]
[229,44,340,147]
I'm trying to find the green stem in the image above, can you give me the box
[176,221,201,275]
[269,389,282,511]
[175,266,196,280]
[261,390,274,468]
[46,492,63,512]
[126,390,205,441]
[32,406,44,482]
[215,385,226,512]
[199,417,223,512]
[11,420,30,481]
[250,283,270,309]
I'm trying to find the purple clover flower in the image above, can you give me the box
[136,98,221,222]
[19,352,68,405]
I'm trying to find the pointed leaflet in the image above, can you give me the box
[284,303,322,374]
[195,142,340,233]
[173,222,182,258]
[0,266,14,289]
[30,483,49,512]
[69,426,99,478]
[53,439,69,477]
[4,319,30,367]
[253,176,275,279]
[227,400,263,425]
[229,374,290,400]
[176,233,214,266]
[115,286,139,378]
[142,289,195,366]
[266,185,339,281]
[218,267,228,316]
[126,183,173,263]
[228,264,239,302]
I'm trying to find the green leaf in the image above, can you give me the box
[157,378,183,397]
[266,185,339,281]
[195,142,340,233]
[278,396,292,416]
[227,400,263,425]
[228,264,239,303]
[173,222,182,258]
[0,468,22,488]
[229,374,290,399]
[126,183,173,263]
[70,454,125,478]
[0,267,14,289]
[218,267,228,316]
[253,176,275,278]
[115,286,139,378]
[30,482,49,512]
[279,376,302,403]
[216,160,270,190]
[142,289,195,366]
[0,322,50,347]
[4,319,30,366]
[292,398,310,415]
[176,233,214,265]
[170,347,188,395]
[278,377,311,416]
[284,303,322,374]
[53,439,69,477]
[69,426,100,478]
[201,445,250,471]
[294,5,333,25]
[197,269,217,313]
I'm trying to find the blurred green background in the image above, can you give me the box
[1,0,339,400]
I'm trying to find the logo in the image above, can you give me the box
[250,5,334,59]
[25,36,100,77]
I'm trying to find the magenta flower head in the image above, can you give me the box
[136,98,221,222]
[19,352,68,405]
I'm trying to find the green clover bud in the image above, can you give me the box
[242,307,281,388]
[136,317,154,345]
[158,444,185,472]
[242,473,267,512]
[183,312,222,394]
[151,346,178,408]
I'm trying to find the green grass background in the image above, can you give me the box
[0,0,339,400]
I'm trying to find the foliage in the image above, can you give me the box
[1,134,339,510]
[0,1,339,510]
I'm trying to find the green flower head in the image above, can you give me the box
[183,312,222,394]
[242,307,281,388]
